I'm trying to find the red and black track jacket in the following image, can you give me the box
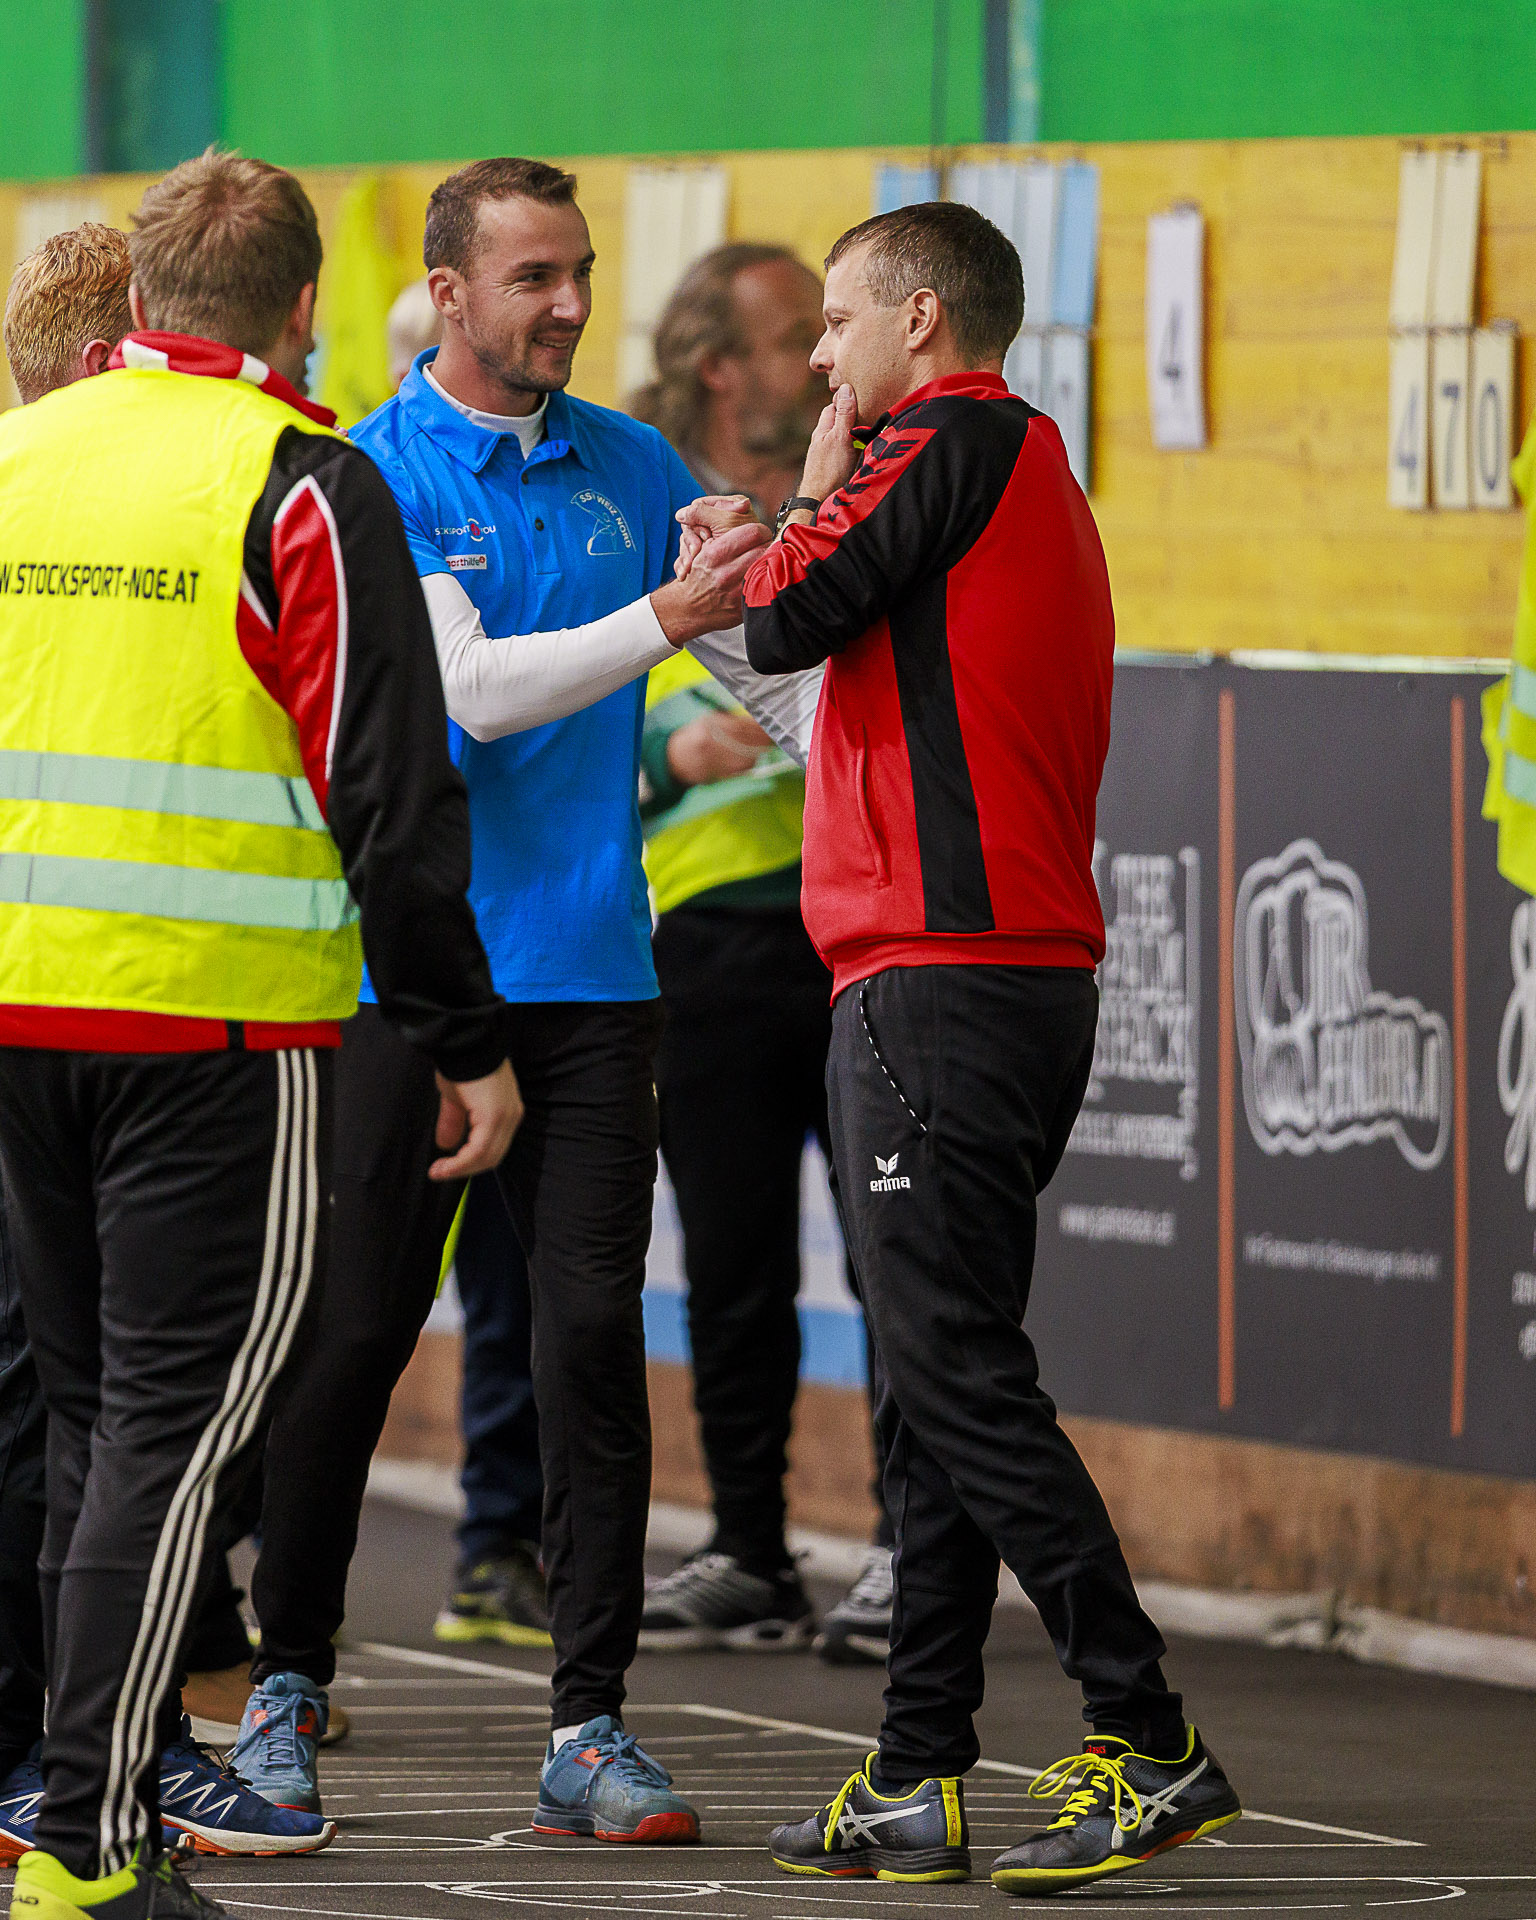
[743,371,1114,998]
[0,334,503,1080]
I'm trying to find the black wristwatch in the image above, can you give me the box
[774,495,822,535]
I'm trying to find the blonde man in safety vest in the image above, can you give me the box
[0,151,519,1920]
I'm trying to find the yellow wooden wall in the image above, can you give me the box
[3,134,1533,663]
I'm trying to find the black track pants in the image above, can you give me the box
[0,1046,329,1878]
[825,965,1182,1780]
[0,1197,45,1778]
[254,1001,662,1730]
[252,1007,458,1687]
[493,999,663,1729]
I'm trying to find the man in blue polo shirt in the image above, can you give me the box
[284,157,771,1845]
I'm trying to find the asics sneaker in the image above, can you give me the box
[0,1750,185,1866]
[434,1545,551,1648]
[769,1757,970,1882]
[638,1552,814,1651]
[10,1844,224,1920]
[533,1715,700,1843]
[990,1729,1241,1894]
[227,1672,327,1813]
[158,1721,335,1855]
[814,1548,893,1667]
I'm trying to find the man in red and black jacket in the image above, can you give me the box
[684,202,1240,1896]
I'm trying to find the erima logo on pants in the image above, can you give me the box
[870,1151,911,1193]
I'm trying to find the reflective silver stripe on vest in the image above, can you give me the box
[0,852,356,932]
[0,749,327,832]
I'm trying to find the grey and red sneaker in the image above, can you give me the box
[533,1716,699,1844]
[228,1671,328,1813]
[991,1729,1241,1895]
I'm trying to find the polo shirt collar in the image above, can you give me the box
[398,348,588,475]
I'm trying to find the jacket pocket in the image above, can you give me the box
[854,730,891,887]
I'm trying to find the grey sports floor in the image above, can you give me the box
[201,1497,1533,1920]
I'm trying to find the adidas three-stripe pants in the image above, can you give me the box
[0,1045,330,1877]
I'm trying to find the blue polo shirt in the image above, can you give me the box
[352,351,700,1003]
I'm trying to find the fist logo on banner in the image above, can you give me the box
[1497,898,1536,1209]
[1234,838,1450,1171]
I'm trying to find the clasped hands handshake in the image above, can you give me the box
[649,384,863,648]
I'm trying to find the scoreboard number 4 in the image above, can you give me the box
[1387,334,1429,509]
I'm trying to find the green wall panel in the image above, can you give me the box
[0,0,85,180]
[1041,0,1536,143]
[221,0,983,167]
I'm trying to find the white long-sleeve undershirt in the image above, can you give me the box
[421,571,822,765]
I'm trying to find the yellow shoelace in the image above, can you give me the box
[1029,1750,1146,1834]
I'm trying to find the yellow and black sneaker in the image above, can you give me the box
[769,1756,969,1883]
[991,1729,1241,1895]
[433,1545,551,1648]
[12,1845,227,1920]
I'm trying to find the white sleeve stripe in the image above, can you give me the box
[273,475,349,784]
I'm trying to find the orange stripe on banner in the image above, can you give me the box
[1449,696,1470,1439]
[1217,688,1237,1412]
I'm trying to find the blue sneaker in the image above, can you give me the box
[0,1744,200,1865]
[229,1671,328,1813]
[160,1719,336,1854]
[533,1716,700,1844]
[0,1749,44,1865]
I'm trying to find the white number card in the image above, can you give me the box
[1146,206,1207,450]
[1471,325,1517,510]
[1387,334,1430,510]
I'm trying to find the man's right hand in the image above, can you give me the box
[651,518,771,645]
[430,1059,523,1180]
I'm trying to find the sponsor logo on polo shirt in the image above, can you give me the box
[435,521,496,541]
[446,553,487,571]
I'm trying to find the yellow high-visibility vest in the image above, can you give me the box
[1484,415,1536,897]
[642,650,805,917]
[0,367,362,1022]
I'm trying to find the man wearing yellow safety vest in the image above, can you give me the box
[630,247,895,1663]
[0,152,518,1920]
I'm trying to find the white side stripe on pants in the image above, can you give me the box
[98,1049,320,1873]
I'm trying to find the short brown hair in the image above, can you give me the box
[4,223,132,404]
[628,243,815,454]
[424,157,579,278]
[826,201,1024,364]
[129,149,322,355]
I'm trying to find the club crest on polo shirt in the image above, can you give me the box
[571,489,634,557]
[870,1152,911,1193]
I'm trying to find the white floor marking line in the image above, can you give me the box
[665,1704,1423,1849]
[334,1704,552,1716]
[356,1642,550,1686]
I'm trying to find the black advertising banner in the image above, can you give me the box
[1029,659,1222,1432]
[1032,659,1536,1480]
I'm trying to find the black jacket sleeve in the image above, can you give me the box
[244,429,505,1082]
[743,396,1028,674]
